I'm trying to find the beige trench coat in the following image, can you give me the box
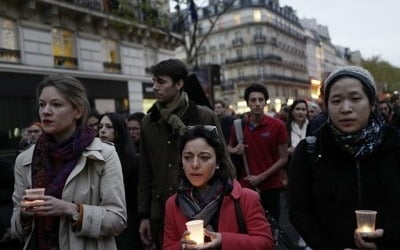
[11,138,127,250]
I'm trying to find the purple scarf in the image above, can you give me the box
[30,128,95,250]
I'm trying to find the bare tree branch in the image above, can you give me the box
[172,0,236,66]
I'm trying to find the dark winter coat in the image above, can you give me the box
[289,124,400,250]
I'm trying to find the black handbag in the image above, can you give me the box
[233,199,296,250]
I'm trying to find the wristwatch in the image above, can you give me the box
[71,204,80,222]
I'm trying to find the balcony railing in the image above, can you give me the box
[0,48,20,63]
[232,38,244,47]
[63,0,103,11]
[103,61,121,73]
[264,54,282,62]
[54,55,78,68]
[253,35,266,44]
[225,56,244,64]
[269,37,278,46]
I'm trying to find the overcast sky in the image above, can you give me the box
[279,0,400,67]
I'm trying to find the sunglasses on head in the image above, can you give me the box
[184,125,218,135]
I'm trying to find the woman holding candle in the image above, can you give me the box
[11,74,127,250]
[163,125,273,250]
[289,66,400,250]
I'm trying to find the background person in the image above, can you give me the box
[213,100,234,144]
[228,83,289,222]
[17,122,44,154]
[163,125,273,250]
[289,66,400,250]
[86,109,101,135]
[284,99,309,249]
[307,101,321,122]
[286,100,309,155]
[26,122,43,146]
[16,127,30,154]
[127,112,145,153]
[11,74,127,250]
[377,100,393,125]
[98,112,141,250]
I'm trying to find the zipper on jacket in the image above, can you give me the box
[356,160,362,208]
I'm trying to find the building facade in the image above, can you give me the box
[0,0,177,156]
[193,0,309,113]
[301,18,361,99]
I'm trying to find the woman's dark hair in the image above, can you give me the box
[177,125,235,180]
[99,112,136,168]
[88,109,101,120]
[285,99,308,147]
[127,112,145,122]
[378,100,392,112]
[286,99,308,126]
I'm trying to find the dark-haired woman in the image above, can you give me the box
[286,100,308,151]
[289,66,400,250]
[98,112,141,250]
[163,126,273,250]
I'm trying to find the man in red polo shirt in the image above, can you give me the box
[229,83,288,221]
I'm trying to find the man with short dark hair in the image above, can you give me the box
[137,59,222,249]
[228,83,288,221]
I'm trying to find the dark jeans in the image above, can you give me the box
[259,188,281,222]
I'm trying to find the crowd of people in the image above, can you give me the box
[1,61,400,250]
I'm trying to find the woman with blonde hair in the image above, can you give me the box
[11,74,126,250]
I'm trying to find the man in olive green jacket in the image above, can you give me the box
[138,59,223,249]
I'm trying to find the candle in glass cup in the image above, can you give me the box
[25,188,45,204]
[355,210,377,236]
[185,219,204,245]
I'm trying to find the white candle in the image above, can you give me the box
[185,220,204,245]
[24,199,44,204]
[359,225,373,233]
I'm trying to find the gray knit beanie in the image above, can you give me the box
[324,65,376,106]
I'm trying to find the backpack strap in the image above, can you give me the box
[305,136,317,154]
[305,135,321,168]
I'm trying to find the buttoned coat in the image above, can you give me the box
[163,180,274,250]
[11,138,127,250]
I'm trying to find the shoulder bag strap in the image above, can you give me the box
[233,199,247,234]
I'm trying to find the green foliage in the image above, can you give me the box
[111,0,169,28]
[361,56,400,92]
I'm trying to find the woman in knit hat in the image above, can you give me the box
[288,66,400,250]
